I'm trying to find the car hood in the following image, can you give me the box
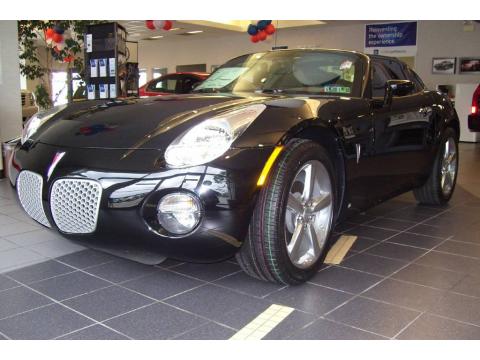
[33,93,332,150]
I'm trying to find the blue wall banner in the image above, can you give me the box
[364,22,417,56]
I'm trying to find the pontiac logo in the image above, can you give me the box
[47,151,66,181]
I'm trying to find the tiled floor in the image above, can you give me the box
[1,143,480,340]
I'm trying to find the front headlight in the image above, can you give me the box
[164,104,266,167]
[21,104,68,145]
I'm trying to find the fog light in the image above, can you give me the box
[157,192,201,235]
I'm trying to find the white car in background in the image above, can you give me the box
[21,90,38,123]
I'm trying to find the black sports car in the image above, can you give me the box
[10,49,460,284]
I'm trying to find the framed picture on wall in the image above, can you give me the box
[432,58,456,74]
[459,57,480,74]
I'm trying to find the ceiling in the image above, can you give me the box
[118,20,329,42]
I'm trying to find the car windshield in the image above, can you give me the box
[194,50,363,96]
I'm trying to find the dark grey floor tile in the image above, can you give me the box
[310,266,382,294]
[366,218,416,231]
[59,325,129,340]
[391,263,465,290]
[62,285,154,321]
[397,313,480,340]
[0,303,93,339]
[104,302,206,339]
[0,286,52,319]
[290,317,385,339]
[363,278,445,311]
[166,284,266,322]
[56,249,116,269]
[429,292,480,326]
[327,297,420,338]
[0,222,39,237]
[155,259,184,269]
[435,240,480,259]
[340,253,408,276]
[0,275,19,292]
[451,275,480,298]
[0,333,6,340]
[349,237,379,252]
[388,232,445,250]
[122,269,203,300]
[334,222,357,233]
[450,228,480,244]
[415,251,480,274]
[264,283,352,315]
[407,224,452,239]
[385,208,440,222]
[5,260,75,284]
[84,259,158,283]
[263,310,320,340]
[29,271,110,301]
[174,322,236,340]
[171,261,241,282]
[345,213,377,225]
[214,272,284,298]
[0,239,17,252]
[4,229,63,247]
[366,242,427,262]
[347,225,398,241]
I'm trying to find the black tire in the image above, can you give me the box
[236,139,337,285]
[413,127,459,205]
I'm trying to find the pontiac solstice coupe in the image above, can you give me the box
[10,49,459,284]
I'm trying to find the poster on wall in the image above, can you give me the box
[459,58,480,74]
[432,58,456,74]
[364,21,417,57]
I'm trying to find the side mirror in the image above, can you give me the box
[384,80,415,106]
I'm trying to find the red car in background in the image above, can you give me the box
[139,72,209,97]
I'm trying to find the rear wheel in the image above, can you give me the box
[413,128,458,205]
[236,139,336,285]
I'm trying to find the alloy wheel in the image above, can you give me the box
[284,160,333,269]
[440,137,457,196]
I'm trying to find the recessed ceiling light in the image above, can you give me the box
[186,30,203,34]
[150,35,164,39]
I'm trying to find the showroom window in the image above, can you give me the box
[152,67,167,79]
[139,69,147,87]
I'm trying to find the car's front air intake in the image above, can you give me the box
[50,178,102,234]
[16,171,52,228]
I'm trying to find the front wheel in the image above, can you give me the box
[236,139,337,285]
[413,127,459,205]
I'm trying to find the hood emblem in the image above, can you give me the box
[47,151,66,181]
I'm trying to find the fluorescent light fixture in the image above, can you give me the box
[186,30,203,34]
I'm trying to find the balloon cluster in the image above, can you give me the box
[45,25,74,62]
[145,20,173,31]
[247,20,276,43]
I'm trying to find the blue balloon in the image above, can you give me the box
[247,24,258,35]
[257,20,271,30]
[53,25,65,35]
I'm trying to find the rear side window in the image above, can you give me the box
[371,62,391,98]
[407,68,425,92]
[148,76,178,93]
[378,59,408,80]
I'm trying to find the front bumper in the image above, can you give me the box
[11,142,273,262]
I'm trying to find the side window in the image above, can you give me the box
[148,76,178,93]
[372,62,391,98]
[182,76,201,93]
[407,68,425,92]
[380,59,408,80]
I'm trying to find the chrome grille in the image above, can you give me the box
[50,178,102,234]
[16,171,51,227]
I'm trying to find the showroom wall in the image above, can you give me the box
[138,21,480,89]
[0,21,22,171]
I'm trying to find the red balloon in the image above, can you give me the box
[265,24,276,35]
[52,33,63,43]
[146,20,155,30]
[250,34,259,43]
[258,30,267,41]
[163,20,173,31]
[45,28,55,39]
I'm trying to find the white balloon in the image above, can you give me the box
[46,38,53,45]
[56,41,65,50]
[153,20,165,29]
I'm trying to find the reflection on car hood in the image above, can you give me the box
[33,93,331,150]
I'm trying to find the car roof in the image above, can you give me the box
[164,72,210,77]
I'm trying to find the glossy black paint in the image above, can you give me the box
[11,49,460,263]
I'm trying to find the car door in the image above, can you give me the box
[370,59,435,198]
